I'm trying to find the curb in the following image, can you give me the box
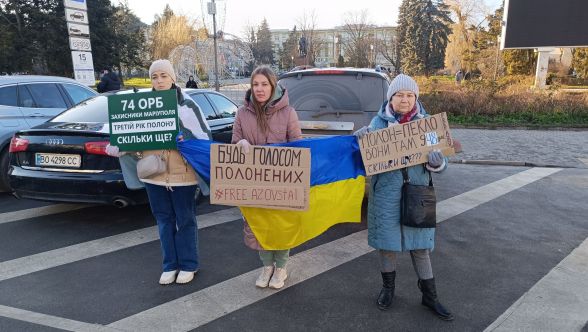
[449,125,588,131]
[449,159,578,168]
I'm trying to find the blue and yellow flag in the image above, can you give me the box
[178,136,365,250]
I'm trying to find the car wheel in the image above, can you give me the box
[0,148,10,192]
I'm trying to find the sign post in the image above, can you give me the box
[64,0,94,86]
[108,90,179,151]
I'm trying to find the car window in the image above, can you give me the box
[207,93,237,118]
[189,93,218,120]
[51,96,108,123]
[18,85,36,107]
[25,83,67,108]
[0,85,18,107]
[62,83,96,105]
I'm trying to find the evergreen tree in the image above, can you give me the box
[279,26,298,70]
[255,18,274,65]
[503,49,536,75]
[398,0,452,75]
[572,48,588,79]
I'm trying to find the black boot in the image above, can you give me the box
[418,278,454,321]
[377,271,396,310]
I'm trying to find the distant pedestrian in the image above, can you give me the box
[96,67,121,93]
[231,65,302,290]
[354,74,454,321]
[186,75,198,89]
[455,70,463,85]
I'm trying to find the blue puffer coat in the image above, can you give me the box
[367,101,447,252]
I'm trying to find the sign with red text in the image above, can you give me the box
[210,144,311,211]
[358,112,455,176]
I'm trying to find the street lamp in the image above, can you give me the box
[208,1,220,92]
[291,56,294,69]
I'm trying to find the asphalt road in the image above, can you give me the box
[1,163,587,332]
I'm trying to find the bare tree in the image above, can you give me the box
[151,12,198,60]
[444,0,490,72]
[378,28,400,73]
[296,10,326,66]
[341,10,374,68]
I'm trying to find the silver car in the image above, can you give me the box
[0,75,97,190]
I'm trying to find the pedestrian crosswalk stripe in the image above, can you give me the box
[0,207,242,282]
[109,167,563,331]
[0,167,563,331]
[0,304,112,332]
[0,204,91,225]
[484,237,588,332]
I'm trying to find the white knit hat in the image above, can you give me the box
[149,59,176,82]
[387,74,419,101]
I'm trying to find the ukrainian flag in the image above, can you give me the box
[178,136,365,250]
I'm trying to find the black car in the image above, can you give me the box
[8,89,236,206]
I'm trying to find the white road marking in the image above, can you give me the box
[109,168,563,331]
[0,204,91,225]
[484,237,588,332]
[0,167,564,331]
[0,208,242,282]
[0,304,115,332]
[579,158,588,167]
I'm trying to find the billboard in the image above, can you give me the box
[501,0,588,49]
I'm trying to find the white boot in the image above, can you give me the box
[255,266,274,288]
[159,270,177,285]
[176,270,196,284]
[268,267,288,289]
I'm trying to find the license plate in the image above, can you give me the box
[35,153,81,168]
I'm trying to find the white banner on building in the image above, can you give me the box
[64,0,87,10]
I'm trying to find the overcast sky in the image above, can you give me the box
[112,0,503,38]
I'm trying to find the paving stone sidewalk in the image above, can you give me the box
[451,128,588,168]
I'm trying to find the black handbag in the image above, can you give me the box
[400,167,437,228]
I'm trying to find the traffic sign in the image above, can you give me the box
[67,23,90,38]
[64,0,87,10]
[71,51,94,70]
[73,69,96,86]
[69,37,91,52]
[65,8,88,24]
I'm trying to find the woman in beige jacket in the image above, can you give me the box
[231,66,301,289]
[107,60,211,285]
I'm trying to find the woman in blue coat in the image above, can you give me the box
[354,74,454,321]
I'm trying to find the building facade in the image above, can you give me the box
[270,25,396,70]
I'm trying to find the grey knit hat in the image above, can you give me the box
[149,59,176,82]
[387,74,419,101]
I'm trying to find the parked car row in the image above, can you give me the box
[2,68,391,207]
[0,76,98,190]
[1,77,238,206]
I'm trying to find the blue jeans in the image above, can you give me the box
[145,183,198,272]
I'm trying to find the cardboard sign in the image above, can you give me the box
[358,112,455,176]
[108,90,179,151]
[210,144,311,211]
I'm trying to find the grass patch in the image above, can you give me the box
[123,77,152,89]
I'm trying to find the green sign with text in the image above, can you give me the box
[108,90,179,151]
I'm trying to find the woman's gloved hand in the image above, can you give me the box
[353,126,371,139]
[236,139,251,153]
[105,144,124,157]
[427,149,444,168]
